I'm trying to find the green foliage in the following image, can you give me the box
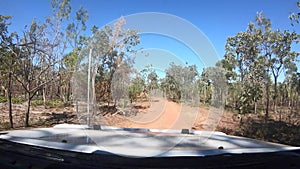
[0,0,299,135]
[0,97,23,104]
[89,17,140,104]
[0,122,10,130]
[222,12,298,118]
[11,97,23,104]
[201,66,227,107]
[5,0,92,127]
[63,49,80,71]
[111,63,132,105]
[31,100,44,106]
[160,63,199,103]
[197,78,212,104]
[147,71,159,90]
[0,15,12,35]
[31,99,65,108]
[51,0,71,20]
[46,100,65,108]
[142,68,159,92]
[289,1,300,26]
[128,76,144,103]
[0,97,7,103]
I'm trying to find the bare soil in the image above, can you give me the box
[0,98,299,146]
[0,102,78,129]
[0,98,235,131]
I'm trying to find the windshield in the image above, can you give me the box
[0,0,299,158]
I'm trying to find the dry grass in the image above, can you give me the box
[0,100,299,146]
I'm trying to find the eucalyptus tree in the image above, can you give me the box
[196,76,211,104]
[291,73,300,96]
[11,18,62,127]
[182,64,198,103]
[222,12,298,121]
[139,65,159,96]
[289,1,300,27]
[147,71,159,94]
[250,13,276,120]
[223,31,249,109]
[254,13,299,115]
[288,1,300,114]
[76,17,140,107]
[200,62,227,109]
[269,29,298,112]
[161,63,198,103]
[288,72,300,111]
[128,74,145,103]
[111,62,132,108]
[61,4,89,102]
[5,0,89,127]
[73,17,139,112]
[39,0,72,103]
[0,15,19,128]
[223,21,264,116]
[161,73,181,102]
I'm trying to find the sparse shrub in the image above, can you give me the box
[46,100,64,108]
[1,122,10,130]
[32,100,69,108]
[0,97,23,104]
[11,97,24,104]
[63,102,72,107]
[31,100,44,106]
[0,97,8,103]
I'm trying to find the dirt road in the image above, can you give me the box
[106,98,213,130]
